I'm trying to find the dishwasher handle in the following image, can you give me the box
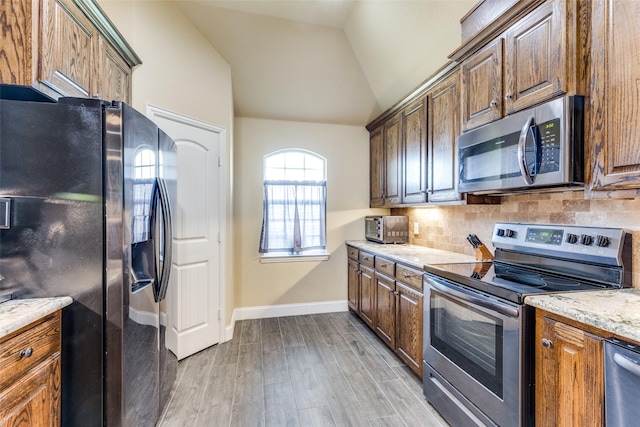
[613,352,640,377]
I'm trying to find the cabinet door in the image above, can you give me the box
[0,0,36,86]
[374,272,395,348]
[100,38,132,103]
[461,39,503,131]
[347,258,360,313]
[359,265,376,328]
[0,355,61,427]
[428,70,463,203]
[383,114,402,206]
[503,0,566,114]
[588,0,640,193]
[402,97,428,204]
[369,126,385,207]
[395,281,423,376]
[40,0,98,98]
[536,316,604,426]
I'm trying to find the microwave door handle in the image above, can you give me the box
[517,115,535,185]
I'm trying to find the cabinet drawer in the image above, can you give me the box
[359,251,375,268]
[0,312,61,390]
[347,246,359,261]
[396,264,424,291]
[375,257,396,277]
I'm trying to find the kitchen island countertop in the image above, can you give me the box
[526,289,640,344]
[0,297,73,339]
[346,240,478,269]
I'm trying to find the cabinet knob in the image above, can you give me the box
[490,100,498,108]
[505,94,512,100]
[380,263,387,267]
[541,338,553,348]
[19,347,33,359]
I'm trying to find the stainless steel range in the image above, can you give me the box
[423,222,632,427]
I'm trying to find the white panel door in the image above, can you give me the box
[147,106,224,360]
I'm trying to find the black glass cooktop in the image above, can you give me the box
[424,261,611,304]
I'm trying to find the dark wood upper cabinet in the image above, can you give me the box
[369,114,402,208]
[461,38,503,131]
[383,114,403,206]
[459,0,581,131]
[401,97,428,205]
[428,70,462,203]
[369,126,385,207]
[586,0,640,196]
[0,0,140,102]
[503,0,569,114]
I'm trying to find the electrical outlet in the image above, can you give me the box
[413,222,419,235]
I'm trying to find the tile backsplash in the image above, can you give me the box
[392,190,640,288]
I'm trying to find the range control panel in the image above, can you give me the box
[492,222,630,267]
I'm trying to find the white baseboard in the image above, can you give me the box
[225,300,348,341]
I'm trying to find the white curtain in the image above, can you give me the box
[259,180,326,253]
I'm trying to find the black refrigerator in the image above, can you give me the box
[0,86,178,426]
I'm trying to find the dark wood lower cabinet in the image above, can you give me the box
[359,265,376,328]
[0,312,62,427]
[535,310,604,426]
[347,258,360,312]
[374,272,396,348]
[346,246,424,377]
[395,282,423,375]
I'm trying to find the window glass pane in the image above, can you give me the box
[265,154,284,170]
[305,169,324,181]
[261,149,327,255]
[287,168,305,181]
[264,150,326,182]
[285,152,304,169]
[305,155,323,172]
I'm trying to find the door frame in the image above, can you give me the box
[146,104,227,345]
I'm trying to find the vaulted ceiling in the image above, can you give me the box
[176,0,476,126]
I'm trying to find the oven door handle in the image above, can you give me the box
[427,277,520,318]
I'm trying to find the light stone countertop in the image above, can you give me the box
[526,289,640,343]
[345,240,478,269]
[0,297,73,340]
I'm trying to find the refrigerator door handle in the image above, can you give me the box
[155,177,173,302]
[131,179,159,294]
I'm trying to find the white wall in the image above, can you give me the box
[344,0,476,111]
[99,1,235,321]
[234,117,386,310]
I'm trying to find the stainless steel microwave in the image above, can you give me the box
[458,96,584,194]
[365,216,408,244]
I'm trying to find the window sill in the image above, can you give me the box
[260,252,330,264]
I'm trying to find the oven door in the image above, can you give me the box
[423,273,526,427]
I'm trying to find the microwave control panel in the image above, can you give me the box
[537,118,561,174]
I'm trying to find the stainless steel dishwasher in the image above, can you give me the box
[605,338,640,427]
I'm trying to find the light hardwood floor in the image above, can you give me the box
[158,311,449,427]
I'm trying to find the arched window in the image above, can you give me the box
[259,149,327,256]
